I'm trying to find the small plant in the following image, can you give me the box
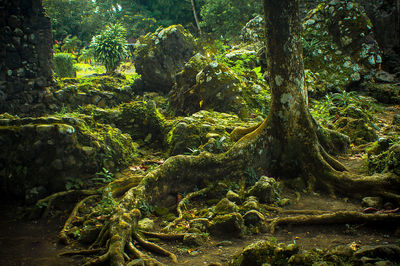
[73,228,81,239]
[138,200,154,216]
[92,168,114,185]
[61,35,82,53]
[65,177,83,190]
[244,167,259,186]
[53,53,76,78]
[90,23,128,73]
[97,187,118,215]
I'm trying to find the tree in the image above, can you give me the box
[90,24,128,73]
[42,0,102,43]
[200,0,262,39]
[51,0,400,264]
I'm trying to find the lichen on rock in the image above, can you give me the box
[134,25,197,92]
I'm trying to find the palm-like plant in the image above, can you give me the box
[90,24,128,73]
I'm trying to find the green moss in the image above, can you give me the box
[0,113,138,202]
[335,117,378,145]
[368,144,400,175]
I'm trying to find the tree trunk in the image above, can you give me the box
[191,0,202,35]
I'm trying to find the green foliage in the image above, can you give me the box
[244,167,258,186]
[138,200,154,216]
[61,35,82,53]
[53,53,76,78]
[43,0,102,42]
[97,188,118,215]
[90,24,128,73]
[200,0,262,40]
[65,177,83,190]
[92,168,114,185]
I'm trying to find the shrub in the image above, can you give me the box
[90,24,128,73]
[53,53,76,78]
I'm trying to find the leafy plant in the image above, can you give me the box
[138,200,154,216]
[90,23,128,73]
[244,167,258,186]
[61,35,82,53]
[92,168,114,185]
[97,188,118,215]
[53,53,76,78]
[65,177,83,190]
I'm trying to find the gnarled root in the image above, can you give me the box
[267,211,400,233]
[162,186,213,232]
[59,195,100,244]
[36,189,100,218]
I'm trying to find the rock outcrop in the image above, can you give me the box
[134,25,196,92]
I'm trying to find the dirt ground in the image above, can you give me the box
[1,189,399,266]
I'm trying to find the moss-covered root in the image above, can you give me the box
[267,211,400,233]
[36,189,100,218]
[162,186,213,232]
[83,208,141,266]
[230,122,262,142]
[59,195,100,244]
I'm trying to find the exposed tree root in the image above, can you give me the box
[59,195,100,244]
[139,231,186,241]
[127,241,163,265]
[162,186,213,232]
[267,211,400,233]
[59,248,105,256]
[133,231,178,263]
[36,189,100,217]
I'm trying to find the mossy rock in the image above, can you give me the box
[229,239,299,266]
[363,82,400,104]
[0,113,137,202]
[335,117,378,144]
[214,198,238,214]
[169,57,248,118]
[302,0,382,94]
[240,15,264,44]
[53,74,136,110]
[134,25,197,92]
[80,101,166,146]
[209,212,245,238]
[247,176,280,204]
[166,110,258,155]
[368,144,400,175]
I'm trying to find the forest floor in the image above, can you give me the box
[1,185,399,265]
[1,102,399,265]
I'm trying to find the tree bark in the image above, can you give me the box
[191,0,202,35]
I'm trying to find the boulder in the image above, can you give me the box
[368,144,400,175]
[215,198,238,214]
[166,110,258,155]
[169,56,247,117]
[134,25,196,92]
[138,218,155,231]
[247,176,280,204]
[209,212,245,238]
[335,117,378,145]
[240,15,264,44]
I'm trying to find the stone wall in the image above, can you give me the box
[0,0,53,115]
[357,0,400,72]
